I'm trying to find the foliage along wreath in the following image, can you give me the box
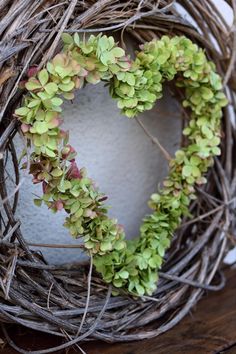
[14,34,227,296]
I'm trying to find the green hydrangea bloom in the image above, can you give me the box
[15,34,227,296]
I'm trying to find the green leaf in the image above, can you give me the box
[74,33,80,46]
[136,255,148,270]
[194,52,205,65]
[126,73,135,86]
[190,155,201,166]
[135,284,145,296]
[47,62,54,74]
[158,244,165,257]
[45,147,56,157]
[110,47,125,58]
[157,53,169,65]
[139,90,156,103]
[108,36,115,49]
[191,165,201,177]
[28,99,41,108]
[25,79,42,91]
[37,91,51,101]
[190,92,201,105]
[46,138,57,150]
[100,241,113,252]
[118,270,129,279]
[148,255,162,268]
[15,107,29,116]
[210,72,222,90]
[83,45,94,54]
[34,199,42,207]
[58,81,75,92]
[45,111,55,122]
[86,72,100,84]
[70,201,81,214]
[202,125,213,139]
[182,165,192,177]
[201,87,213,101]
[63,92,75,100]
[51,168,63,177]
[38,69,49,86]
[143,249,152,259]
[51,97,63,106]
[33,135,43,147]
[116,71,125,81]
[55,66,71,78]
[61,33,73,44]
[70,190,80,198]
[61,180,72,191]
[34,121,48,134]
[98,36,110,52]
[44,82,58,95]
[148,257,157,269]
[75,208,83,218]
[113,279,123,288]
[114,240,126,250]
[85,241,94,249]
[117,60,130,69]
[212,146,221,155]
[100,52,115,65]
[150,193,160,203]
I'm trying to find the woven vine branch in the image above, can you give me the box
[15,34,227,296]
[0,1,235,351]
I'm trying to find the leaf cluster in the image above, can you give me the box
[15,34,227,296]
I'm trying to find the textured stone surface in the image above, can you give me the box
[13,83,182,264]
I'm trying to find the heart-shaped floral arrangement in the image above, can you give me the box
[15,34,227,296]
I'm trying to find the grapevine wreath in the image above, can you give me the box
[0,1,236,353]
[15,33,227,296]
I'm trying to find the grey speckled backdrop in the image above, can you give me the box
[13,83,182,264]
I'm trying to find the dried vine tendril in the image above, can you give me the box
[15,34,227,296]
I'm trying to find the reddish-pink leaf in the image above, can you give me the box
[66,161,82,180]
[21,123,30,133]
[27,66,38,78]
